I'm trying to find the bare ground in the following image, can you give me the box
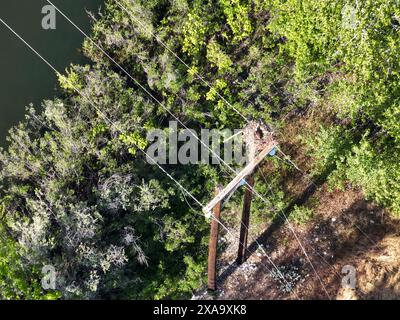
[193,186,400,300]
[193,110,400,301]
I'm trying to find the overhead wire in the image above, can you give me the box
[46,0,331,298]
[0,16,298,298]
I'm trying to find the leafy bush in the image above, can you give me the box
[289,205,314,225]
[0,226,59,300]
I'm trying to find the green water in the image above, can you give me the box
[0,0,104,146]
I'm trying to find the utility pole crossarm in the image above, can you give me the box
[203,141,278,215]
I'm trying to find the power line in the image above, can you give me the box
[112,0,386,298]
[110,1,331,297]
[46,0,329,298]
[0,16,298,298]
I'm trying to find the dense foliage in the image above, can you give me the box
[0,0,398,299]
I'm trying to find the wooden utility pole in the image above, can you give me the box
[204,120,277,289]
[236,175,255,265]
[207,186,222,291]
[202,142,277,215]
